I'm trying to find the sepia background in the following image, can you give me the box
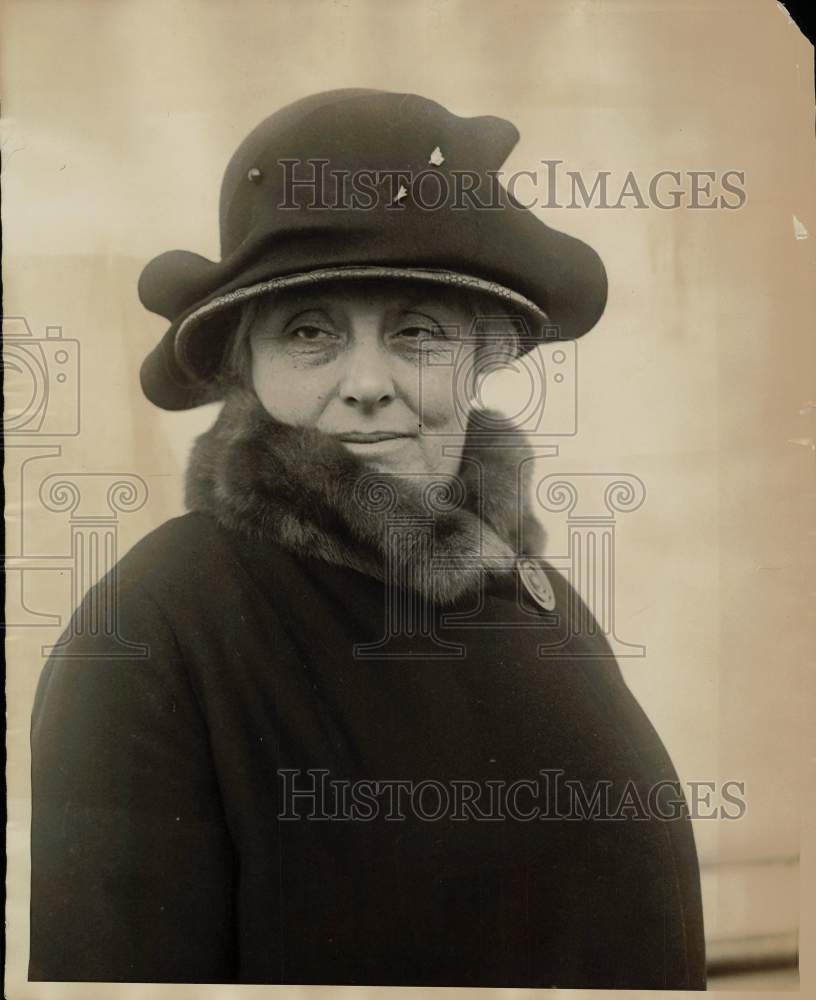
[3,0,814,997]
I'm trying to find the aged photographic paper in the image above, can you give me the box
[3,0,813,996]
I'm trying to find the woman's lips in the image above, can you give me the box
[334,431,414,443]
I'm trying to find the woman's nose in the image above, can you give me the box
[337,341,396,408]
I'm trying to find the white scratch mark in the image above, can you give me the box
[429,146,445,166]
[775,1,796,27]
[394,184,408,204]
[793,215,809,240]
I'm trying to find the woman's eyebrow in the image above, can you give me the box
[391,301,457,320]
[278,306,334,326]
[391,306,466,336]
[252,305,334,339]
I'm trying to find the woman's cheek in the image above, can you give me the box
[252,360,319,425]
[415,366,466,433]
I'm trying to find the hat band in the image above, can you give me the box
[173,265,550,381]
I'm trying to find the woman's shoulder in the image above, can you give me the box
[79,511,292,634]
[121,509,238,570]
[35,512,291,704]
[117,510,278,595]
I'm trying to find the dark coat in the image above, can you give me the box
[29,392,706,988]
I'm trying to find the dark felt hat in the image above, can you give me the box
[138,88,608,410]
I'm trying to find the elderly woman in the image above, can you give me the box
[29,90,705,988]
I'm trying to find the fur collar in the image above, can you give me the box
[185,388,545,605]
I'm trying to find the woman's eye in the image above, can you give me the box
[291,325,334,341]
[396,326,444,340]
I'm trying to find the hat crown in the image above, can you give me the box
[218,89,519,257]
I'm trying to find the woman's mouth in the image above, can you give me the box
[334,431,414,443]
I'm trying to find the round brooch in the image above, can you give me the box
[517,557,556,611]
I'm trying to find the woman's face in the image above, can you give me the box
[247,280,485,476]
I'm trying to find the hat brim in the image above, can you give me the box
[175,265,550,378]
